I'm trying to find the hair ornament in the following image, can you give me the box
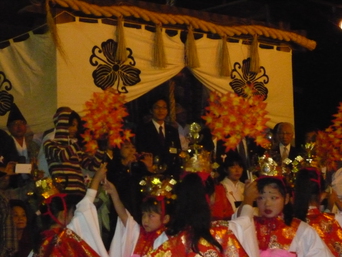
[139,176,177,200]
[41,193,68,227]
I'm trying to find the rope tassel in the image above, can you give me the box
[116,17,127,62]
[250,34,260,74]
[152,24,167,68]
[219,36,230,77]
[46,0,66,59]
[185,26,200,68]
[169,80,176,123]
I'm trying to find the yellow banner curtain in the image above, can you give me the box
[0,19,294,132]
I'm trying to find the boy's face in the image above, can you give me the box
[142,211,163,232]
[227,164,243,182]
[120,141,137,160]
[257,185,288,218]
[68,118,78,139]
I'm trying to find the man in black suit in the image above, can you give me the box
[273,122,300,164]
[135,96,181,178]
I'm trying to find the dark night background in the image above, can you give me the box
[0,0,342,146]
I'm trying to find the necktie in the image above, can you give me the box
[282,146,288,160]
[159,125,164,144]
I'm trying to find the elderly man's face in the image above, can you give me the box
[8,120,27,139]
[277,124,294,146]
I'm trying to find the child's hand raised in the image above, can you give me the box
[102,180,118,198]
[90,163,107,190]
[96,162,107,181]
[243,180,258,206]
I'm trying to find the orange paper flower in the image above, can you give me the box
[202,91,270,151]
[315,102,342,170]
[82,90,134,153]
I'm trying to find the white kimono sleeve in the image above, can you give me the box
[289,221,334,257]
[230,204,260,257]
[108,210,140,257]
[335,212,342,227]
[67,189,109,257]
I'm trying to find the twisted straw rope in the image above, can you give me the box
[51,0,316,50]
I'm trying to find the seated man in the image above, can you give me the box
[6,104,39,164]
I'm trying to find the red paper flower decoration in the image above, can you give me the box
[315,102,342,170]
[81,90,134,153]
[202,91,270,151]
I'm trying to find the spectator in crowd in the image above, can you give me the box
[273,122,300,165]
[107,139,153,222]
[135,96,181,178]
[44,109,105,195]
[216,137,264,182]
[6,103,39,164]
[9,199,33,257]
[220,153,245,212]
[37,107,72,177]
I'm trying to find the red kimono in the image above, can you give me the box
[146,220,248,257]
[254,216,300,251]
[210,184,235,220]
[306,207,342,256]
[33,227,100,257]
[133,227,166,256]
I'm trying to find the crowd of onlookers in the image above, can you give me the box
[0,96,342,257]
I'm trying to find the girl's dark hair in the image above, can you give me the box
[293,168,323,221]
[149,95,169,111]
[141,196,174,220]
[141,196,162,214]
[9,199,29,214]
[166,173,223,254]
[217,152,244,182]
[257,176,293,226]
[225,154,244,169]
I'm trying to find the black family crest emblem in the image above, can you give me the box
[229,58,269,100]
[90,39,141,93]
[0,71,14,115]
